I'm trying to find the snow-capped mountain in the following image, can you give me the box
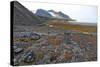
[48,10,63,19]
[35,9,52,17]
[33,9,71,19]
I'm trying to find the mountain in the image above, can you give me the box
[35,9,71,19]
[48,10,70,19]
[58,11,70,19]
[11,1,42,26]
[36,9,52,17]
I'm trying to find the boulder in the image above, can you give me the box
[13,45,24,54]
[24,50,35,63]
[30,33,40,40]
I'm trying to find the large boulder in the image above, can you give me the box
[30,33,40,40]
[24,50,35,63]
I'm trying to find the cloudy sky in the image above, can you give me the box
[19,1,97,23]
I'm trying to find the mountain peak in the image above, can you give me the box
[35,9,71,19]
[36,9,52,17]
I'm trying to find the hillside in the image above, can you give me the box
[11,1,42,26]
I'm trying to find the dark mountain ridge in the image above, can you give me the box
[12,1,43,26]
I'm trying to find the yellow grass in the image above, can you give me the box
[48,22,97,33]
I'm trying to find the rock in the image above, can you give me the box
[30,33,40,40]
[13,45,24,54]
[14,48,23,54]
[24,50,35,63]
